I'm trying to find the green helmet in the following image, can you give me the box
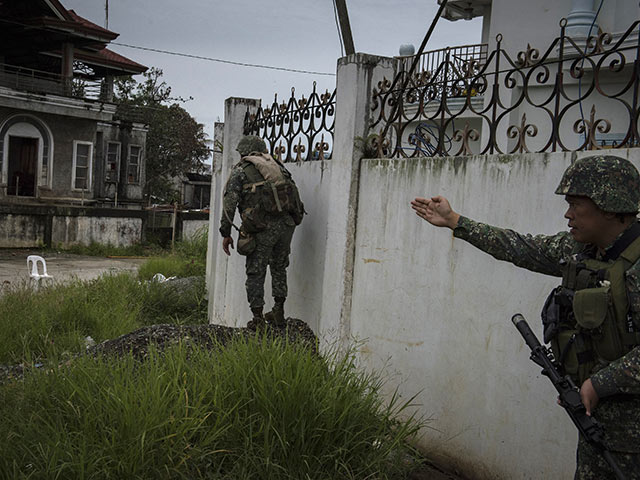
[555,155,640,213]
[236,136,267,157]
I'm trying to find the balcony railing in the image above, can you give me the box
[398,43,489,87]
[370,19,640,157]
[0,63,106,101]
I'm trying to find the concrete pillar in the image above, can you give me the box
[319,53,396,343]
[207,98,260,325]
[566,0,598,38]
[205,121,225,290]
[61,43,74,95]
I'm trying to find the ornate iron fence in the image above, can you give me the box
[243,82,336,162]
[370,19,640,158]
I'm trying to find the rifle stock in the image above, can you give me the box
[511,314,627,480]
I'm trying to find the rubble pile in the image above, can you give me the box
[0,318,318,383]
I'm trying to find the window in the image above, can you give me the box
[105,141,120,182]
[127,145,141,184]
[72,141,93,191]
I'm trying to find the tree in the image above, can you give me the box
[115,68,210,204]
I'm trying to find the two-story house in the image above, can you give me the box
[0,0,148,209]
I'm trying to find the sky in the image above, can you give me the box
[61,0,483,158]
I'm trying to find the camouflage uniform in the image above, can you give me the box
[452,214,640,479]
[219,158,296,310]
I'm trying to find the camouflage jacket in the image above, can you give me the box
[453,216,640,398]
[219,161,295,238]
[219,163,247,238]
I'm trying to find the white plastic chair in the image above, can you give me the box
[27,255,53,286]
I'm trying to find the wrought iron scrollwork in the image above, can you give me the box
[370,19,640,158]
[244,82,336,162]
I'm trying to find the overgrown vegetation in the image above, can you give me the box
[0,273,207,365]
[0,228,210,364]
[0,224,428,478]
[0,337,423,479]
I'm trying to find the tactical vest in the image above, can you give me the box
[542,224,640,384]
[238,155,305,233]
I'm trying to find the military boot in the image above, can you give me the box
[247,307,265,331]
[271,297,286,327]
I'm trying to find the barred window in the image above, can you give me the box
[127,145,141,184]
[72,141,93,190]
[105,142,120,182]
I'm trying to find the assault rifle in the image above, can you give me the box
[511,314,627,480]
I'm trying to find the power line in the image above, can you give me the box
[0,17,335,77]
[111,42,336,76]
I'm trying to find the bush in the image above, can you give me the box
[0,337,424,479]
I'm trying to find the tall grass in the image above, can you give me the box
[138,226,209,280]
[0,336,424,479]
[0,274,207,365]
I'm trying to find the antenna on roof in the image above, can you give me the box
[105,0,109,29]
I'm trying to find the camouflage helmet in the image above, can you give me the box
[555,155,640,213]
[236,135,267,157]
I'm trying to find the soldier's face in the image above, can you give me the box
[564,195,611,245]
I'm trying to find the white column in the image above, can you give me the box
[319,53,397,344]
[566,0,598,38]
[205,121,224,291]
[207,98,260,325]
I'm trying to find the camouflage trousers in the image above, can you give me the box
[245,215,295,308]
[575,436,640,479]
[574,396,640,479]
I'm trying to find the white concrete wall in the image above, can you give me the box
[182,219,208,241]
[349,148,640,479]
[51,216,142,247]
[277,160,332,332]
[205,47,640,478]
[0,214,46,247]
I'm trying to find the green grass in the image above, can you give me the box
[138,226,209,280]
[0,273,207,365]
[138,256,204,280]
[0,227,209,365]
[0,337,424,479]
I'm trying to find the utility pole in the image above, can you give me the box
[334,0,355,55]
[105,0,109,29]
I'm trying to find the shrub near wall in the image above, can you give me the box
[0,337,424,479]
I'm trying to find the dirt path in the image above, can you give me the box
[0,249,146,289]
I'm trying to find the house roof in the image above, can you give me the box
[0,0,146,77]
[75,47,148,75]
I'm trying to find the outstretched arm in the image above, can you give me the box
[411,194,578,276]
[411,196,460,229]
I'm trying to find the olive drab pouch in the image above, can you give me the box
[549,329,596,384]
[542,285,596,383]
[573,286,609,330]
[240,206,267,233]
[574,284,625,362]
[236,230,256,256]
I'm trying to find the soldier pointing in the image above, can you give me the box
[412,155,640,479]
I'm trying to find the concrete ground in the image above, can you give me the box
[0,249,146,289]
